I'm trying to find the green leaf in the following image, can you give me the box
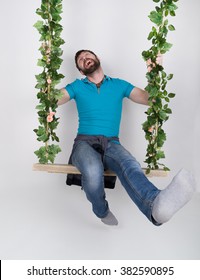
[164,19,168,26]
[163,167,170,171]
[53,89,64,100]
[145,168,151,175]
[36,103,46,110]
[148,11,163,26]
[169,3,178,12]
[37,59,46,67]
[162,71,167,79]
[148,31,154,40]
[159,110,168,120]
[156,150,165,160]
[168,24,175,31]
[165,10,169,17]
[36,126,46,136]
[34,20,44,31]
[165,108,172,114]
[168,93,176,98]
[37,134,49,142]
[161,42,173,53]
[167,73,174,80]
[170,10,176,16]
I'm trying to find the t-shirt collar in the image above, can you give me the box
[82,75,111,84]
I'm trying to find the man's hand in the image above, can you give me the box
[146,53,163,72]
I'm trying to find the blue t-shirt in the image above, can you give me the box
[65,76,134,137]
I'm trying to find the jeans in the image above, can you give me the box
[71,140,161,225]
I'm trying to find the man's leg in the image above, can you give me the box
[152,168,195,223]
[104,142,195,225]
[71,141,118,225]
[104,142,160,225]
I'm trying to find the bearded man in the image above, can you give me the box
[58,50,195,226]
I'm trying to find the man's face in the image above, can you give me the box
[77,51,100,75]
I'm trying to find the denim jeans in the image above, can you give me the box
[71,140,161,225]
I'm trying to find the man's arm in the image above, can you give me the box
[130,54,163,105]
[129,87,149,106]
[57,88,70,106]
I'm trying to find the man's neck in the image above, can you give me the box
[86,67,105,84]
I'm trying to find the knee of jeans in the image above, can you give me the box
[121,158,142,173]
[82,165,104,187]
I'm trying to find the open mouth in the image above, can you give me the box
[84,59,94,68]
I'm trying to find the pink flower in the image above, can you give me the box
[148,126,154,133]
[47,115,53,122]
[47,112,55,123]
[47,78,52,84]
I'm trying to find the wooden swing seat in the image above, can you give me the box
[33,163,168,177]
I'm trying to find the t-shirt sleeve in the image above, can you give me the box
[65,82,76,100]
[118,79,135,98]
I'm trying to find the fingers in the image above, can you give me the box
[156,53,163,66]
[146,53,163,72]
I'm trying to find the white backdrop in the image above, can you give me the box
[0,0,199,260]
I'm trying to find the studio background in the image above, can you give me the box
[0,0,199,259]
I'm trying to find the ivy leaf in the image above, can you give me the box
[54,89,64,100]
[168,3,178,12]
[160,42,173,53]
[35,126,46,136]
[37,59,46,67]
[165,108,172,114]
[159,110,168,121]
[156,150,165,160]
[168,24,175,31]
[148,31,154,40]
[36,103,46,110]
[33,20,44,32]
[148,11,163,26]
[163,166,170,171]
[37,133,49,142]
[167,73,174,80]
[170,10,176,16]
[168,93,176,98]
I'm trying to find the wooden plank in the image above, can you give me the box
[33,163,168,177]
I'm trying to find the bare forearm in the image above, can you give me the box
[57,88,70,106]
[129,87,149,105]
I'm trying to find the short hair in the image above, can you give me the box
[75,49,97,70]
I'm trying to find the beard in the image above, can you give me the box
[80,57,101,75]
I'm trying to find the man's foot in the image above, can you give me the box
[101,210,118,226]
[152,168,196,224]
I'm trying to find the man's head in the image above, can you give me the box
[75,49,101,75]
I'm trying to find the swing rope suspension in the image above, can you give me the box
[33,0,178,177]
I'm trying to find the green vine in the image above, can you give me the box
[142,0,178,173]
[33,0,65,164]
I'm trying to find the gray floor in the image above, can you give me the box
[0,166,199,260]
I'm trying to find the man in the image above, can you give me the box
[58,50,195,226]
